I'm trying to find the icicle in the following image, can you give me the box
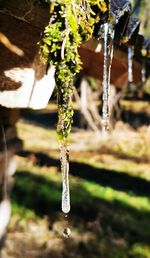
[0,199,11,239]
[0,124,11,240]
[102,23,114,132]
[81,77,88,112]
[141,60,146,84]
[128,47,134,83]
[60,141,70,214]
[1,124,8,200]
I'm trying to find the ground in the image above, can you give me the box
[1,100,150,258]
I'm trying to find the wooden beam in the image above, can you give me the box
[79,39,142,88]
[0,0,143,91]
[0,0,49,29]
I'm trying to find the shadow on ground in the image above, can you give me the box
[18,150,150,198]
[22,102,150,131]
[21,109,83,129]
[121,110,150,128]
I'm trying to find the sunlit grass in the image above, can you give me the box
[17,120,59,152]
[121,100,150,114]
[130,244,150,258]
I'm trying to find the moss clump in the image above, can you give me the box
[39,0,109,141]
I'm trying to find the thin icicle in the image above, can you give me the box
[141,60,146,84]
[102,23,114,132]
[128,47,134,83]
[81,77,88,112]
[60,141,70,214]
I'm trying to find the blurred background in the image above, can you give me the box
[0,0,150,257]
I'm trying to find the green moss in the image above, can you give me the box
[39,0,109,141]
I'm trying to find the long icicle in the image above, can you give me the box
[57,83,72,236]
[102,23,114,132]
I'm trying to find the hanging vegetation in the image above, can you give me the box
[39,0,109,142]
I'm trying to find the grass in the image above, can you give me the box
[121,100,150,115]
[2,106,150,258]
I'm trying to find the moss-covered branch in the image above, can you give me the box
[39,0,109,141]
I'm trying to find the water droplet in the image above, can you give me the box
[63,227,71,238]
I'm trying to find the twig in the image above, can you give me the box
[61,30,69,60]
[0,32,24,56]
[74,88,99,132]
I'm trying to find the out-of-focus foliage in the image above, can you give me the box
[131,0,150,37]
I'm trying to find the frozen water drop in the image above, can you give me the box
[63,227,71,238]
